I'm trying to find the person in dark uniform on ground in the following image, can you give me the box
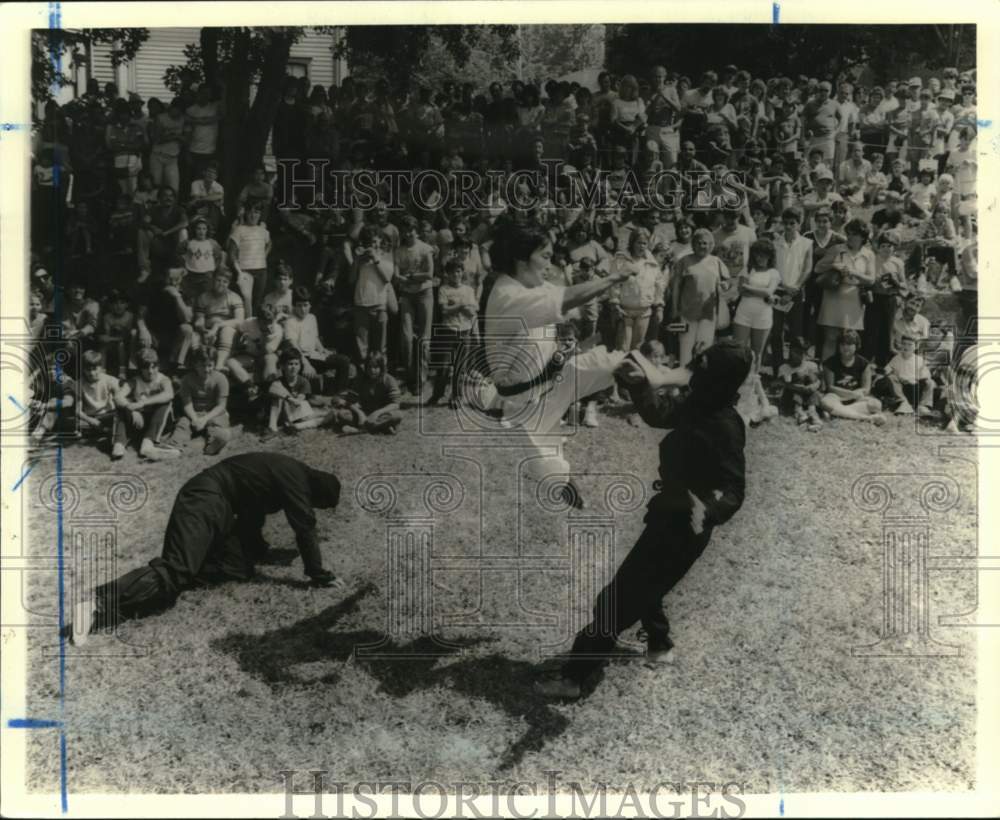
[536,339,753,698]
[67,452,344,643]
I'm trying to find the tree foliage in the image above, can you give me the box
[31,27,149,104]
[334,25,520,88]
[605,24,975,85]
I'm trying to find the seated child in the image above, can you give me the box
[347,351,402,434]
[819,329,886,425]
[261,258,295,319]
[28,359,76,447]
[778,337,823,431]
[882,334,936,416]
[428,258,478,408]
[96,289,135,380]
[75,349,128,459]
[283,286,353,394]
[164,347,232,455]
[263,348,332,438]
[119,348,180,460]
[138,265,196,374]
[223,302,283,400]
[194,267,245,370]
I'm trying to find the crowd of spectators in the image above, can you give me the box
[27,60,980,457]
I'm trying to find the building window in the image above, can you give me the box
[287,59,310,79]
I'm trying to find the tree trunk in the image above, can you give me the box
[200,27,219,89]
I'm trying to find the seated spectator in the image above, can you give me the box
[96,289,136,380]
[349,351,402,434]
[223,302,283,400]
[892,293,931,353]
[263,348,331,437]
[237,164,274,211]
[188,161,225,239]
[863,153,888,206]
[194,268,245,370]
[778,337,823,431]
[75,349,128,460]
[819,329,886,424]
[869,190,905,244]
[283,286,353,394]
[163,346,232,455]
[261,258,295,319]
[61,279,100,346]
[106,191,141,289]
[119,348,180,460]
[29,358,76,447]
[882,335,936,416]
[138,266,196,373]
[138,186,188,279]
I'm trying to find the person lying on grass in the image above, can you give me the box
[64,452,345,644]
[537,339,752,699]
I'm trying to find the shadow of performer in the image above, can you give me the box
[212,583,571,770]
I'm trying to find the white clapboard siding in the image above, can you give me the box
[132,28,201,103]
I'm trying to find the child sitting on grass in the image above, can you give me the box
[28,359,76,448]
[348,351,402,434]
[96,289,135,381]
[222,302,283,401]
[819,329,886,425]
[164,346,232,455]
[883,335,936,417]
[262,348,330,438]
[778,337,824,431]
[120,348,180,460]
[75,349,128,459]
[284,286,354,394]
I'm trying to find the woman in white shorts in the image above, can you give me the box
[732,238,782,369]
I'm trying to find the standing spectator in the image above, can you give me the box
[671,228,724,365]
[802,81,841,165]
[149,97,185,195]
[769,209,813,374]
[106,98,147,195]
[352,227,394,361]
[394,216,436,393]
[184,83,223,181]
[227,202,271,317]
[610,228,663,353]
[428,258,477,407]
[732,238,782,369]
[814,218,876,360]
[864,229,907,366]
[832,81,859,177]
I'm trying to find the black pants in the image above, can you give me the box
[562,513,710,683]
[768,294,804,374]
[862,293,897,367]
[431,327,471,399]
[95,480,261,624]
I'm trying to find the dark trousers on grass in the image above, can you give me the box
[95,479,261,624]
[562,512,711,683]
[862,293,897,367]
[430,328,470,400]
[768,294,804,374]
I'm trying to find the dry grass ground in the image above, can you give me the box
[23,399,978,795]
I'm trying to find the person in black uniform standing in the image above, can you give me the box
[537,339,753,698]
[68,452,343,642]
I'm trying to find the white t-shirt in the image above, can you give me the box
[887,352,931,385]
[484,274,564,389]
[229,224,270,270]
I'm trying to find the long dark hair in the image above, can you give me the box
[489,222,550,274]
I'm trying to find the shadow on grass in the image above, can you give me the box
[212,582,572,771]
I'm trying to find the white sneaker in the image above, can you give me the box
[646,646,676,665]
[582,403,599,428]
[140,441,181,461]
[111,442,125,460]
[895,402,914,416]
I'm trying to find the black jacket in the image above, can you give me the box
[184,453,341,578]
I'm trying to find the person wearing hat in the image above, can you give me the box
[802,80,841,164]
[536,340,753,698]
[933,90,957,173]
[801,166,843,230]
[65,453,345,644]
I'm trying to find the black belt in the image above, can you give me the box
[494,347,574,398]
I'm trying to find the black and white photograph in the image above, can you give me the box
[0,2,997,817]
